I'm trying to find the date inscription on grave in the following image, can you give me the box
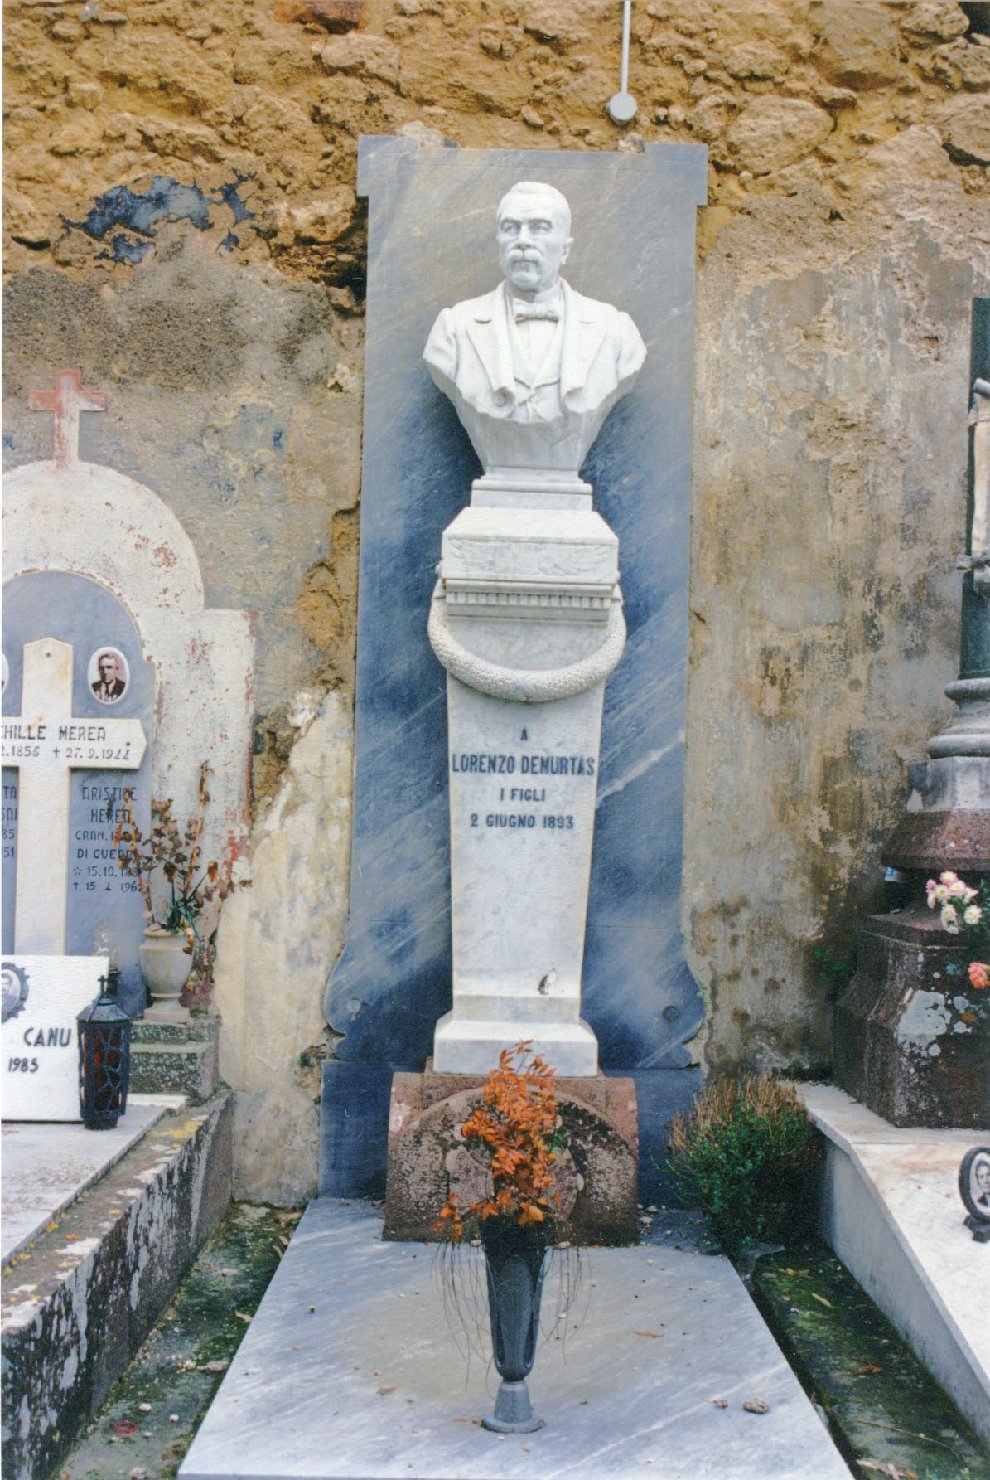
[451,740,596,834]
[2,721,140,767]
[2,955,106,1121]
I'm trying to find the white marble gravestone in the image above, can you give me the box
[324,141,707,1199]
[3,370,254,1015]
[2,955,106,1121]
[2,638,147,953]
[426,181,644,1075]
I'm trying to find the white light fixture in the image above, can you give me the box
[607,1,637,124]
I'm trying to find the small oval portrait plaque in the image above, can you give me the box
[959,1146,990,1239]
[88,647,129,706]
[2,961,29,1023]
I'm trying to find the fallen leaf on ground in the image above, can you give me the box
[858,1462,917,1479]
[742,1399,769,1414]
[234,1311,252,1323]
[377,1386,395,1396]
[634,1330,659,1338]
[218,1268,239,1278]
[812,1293,833,1308]
[711,1399,729,1409]
[854,1364,882,1376]
[199,1359,230,1374]
[112,1420,138,1436]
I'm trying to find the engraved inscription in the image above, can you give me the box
[71,783,142,899]
[450,746,592,833]
[1,720,137,768]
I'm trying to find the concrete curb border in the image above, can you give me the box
[801,1082,990,1446]
[1,1089,233,1480]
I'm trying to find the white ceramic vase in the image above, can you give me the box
[139,927,193,1009]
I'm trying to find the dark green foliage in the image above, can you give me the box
[811,943,855,1001]
[667,1075,823,1260]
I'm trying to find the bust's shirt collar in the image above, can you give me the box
[508,282,564,315]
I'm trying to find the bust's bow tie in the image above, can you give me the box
[513,301,560,322]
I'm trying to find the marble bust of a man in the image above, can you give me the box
[424,181,646,480]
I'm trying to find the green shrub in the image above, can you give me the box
[667,1075,823,1260]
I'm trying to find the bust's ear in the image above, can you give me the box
[561,238,573,265]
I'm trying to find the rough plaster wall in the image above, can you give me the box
[4,0,990,1198]
[212,689,352,1203]
[688,166,987,1072]
[2,250,363,721]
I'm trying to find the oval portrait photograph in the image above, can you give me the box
[88,647,129,706]
[2,962,29,1024]
[959,1146,990,1222]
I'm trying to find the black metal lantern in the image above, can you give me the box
[78,968,131,1130]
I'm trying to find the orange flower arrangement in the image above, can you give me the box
[436,1041,563,1243]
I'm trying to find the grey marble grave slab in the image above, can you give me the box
[2,571,154,1016]
[180,1199,849,1480]
[803,1084,990,1445]
[1,1093,184,1263]
[323,139,708,1195]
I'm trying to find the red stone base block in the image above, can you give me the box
[383,1065,639,1245]
[834,906,990,1128]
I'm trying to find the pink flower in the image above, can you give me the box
[967,962,989,991]
[940,870,960,885]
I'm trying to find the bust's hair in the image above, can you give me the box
[496,181,572,236]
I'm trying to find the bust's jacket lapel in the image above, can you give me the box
[559,280,608,411]
[464,284,516,416]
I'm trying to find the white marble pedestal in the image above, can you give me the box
[429,491,625,1076]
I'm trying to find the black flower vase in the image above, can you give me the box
[480,1218,549,1434]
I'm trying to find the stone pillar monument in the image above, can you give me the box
[834,298,990,1127]
[322,140,707,1207]
[423,181,644,1077]
[381,182,649,1243]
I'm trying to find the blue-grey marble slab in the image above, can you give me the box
[2,571,153,1016]
[323,140,708,1194]
[179,1198,850,1480]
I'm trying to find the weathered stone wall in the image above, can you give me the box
[4,0,989,1199]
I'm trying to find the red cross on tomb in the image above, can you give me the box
[29,369,107,470]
